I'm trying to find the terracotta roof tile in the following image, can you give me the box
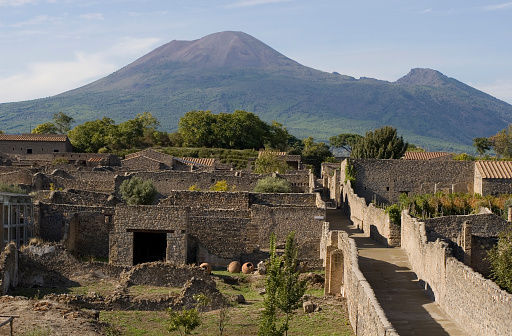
[403,152,452,160]
[258,151,287,158]
[0,134,68,142]
[180,157,216,166]
[476,161,512,179]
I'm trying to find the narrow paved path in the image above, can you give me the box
[327,210,467,336]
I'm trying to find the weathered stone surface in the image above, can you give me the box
[303,300,316,313]
[230,294,245,304]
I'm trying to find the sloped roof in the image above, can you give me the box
[476,161,512,179]
[258,151,287,158]
[403,152,452,160]
[0,134,68,142]
[180,157,216,166]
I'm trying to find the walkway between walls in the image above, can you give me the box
[327,210,467,336]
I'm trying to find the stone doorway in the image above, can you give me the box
[133,231,167,265]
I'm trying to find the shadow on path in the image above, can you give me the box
[327,210,467,336]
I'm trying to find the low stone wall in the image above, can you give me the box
[342,180,400,247]
[0,243,18,295]
[119,262,209,287]
[161,191,250,210]
[49,189,119,207]
[250,193,317,207]
[322,227,398,336]
[401,211,512,336]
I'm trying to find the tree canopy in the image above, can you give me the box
[473,137,493,156]
[178,110,292,150]
[490,125,512,159]
[32,112,75,134]
[350,126,408,159]
[329,133,363,153]
[67,112,165,153]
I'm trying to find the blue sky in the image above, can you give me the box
[0,0,511,104]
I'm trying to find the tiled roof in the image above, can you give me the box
[0,134,68,142]
[476,161,512,179]
[180,157,216,166]
[87,157,104,162]
[258,151,287,158]
[403,152,452,160]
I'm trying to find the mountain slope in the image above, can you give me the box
[0,31,511,151]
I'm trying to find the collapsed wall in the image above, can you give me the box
[401,211,512,336]
[321,225,398,336]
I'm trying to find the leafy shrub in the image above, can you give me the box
[253,176,292,193]
[385,204,401,225]
[487,227,512,293]
[51,158,70,165]
[119,177,157,205]
[344,160,357,184]
[210,180,230,191]
[0,181,27,194]
[188,184,201,191]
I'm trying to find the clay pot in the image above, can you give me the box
[227,261,242,273]
[199,262,211,274]
[242,262,254,274]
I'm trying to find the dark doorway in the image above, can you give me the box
[133,231,167,265]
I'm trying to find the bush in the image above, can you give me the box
[210,180,230,191]
[253,177,292,193]
[0,181,27,194]
[488,227,512,293]
[385,204,401,225]
[119,177,157,205]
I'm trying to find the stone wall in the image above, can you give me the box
[109,205,188,266]
[342,180,400,247]
[250,205,325,260]
[321,226,398,336]
[352,159,474,204]
[117,170,310,196]
[481,178,512,196]
[401,211,512,336]
[0,243,18,295]
[36,203,114,258]
[119,262,209,287]
[48,189,119,207]
[161,191,250,209]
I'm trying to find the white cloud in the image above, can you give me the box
[226,0,292,9]
[483,2,512,11]
[0,37,160,103]
[79,13,105,21]
[473,80,512,104]
[11,15,61,27]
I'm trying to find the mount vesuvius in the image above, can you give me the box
[1,31,511,151]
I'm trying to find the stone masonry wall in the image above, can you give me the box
[482,178,512,196]
[352,159,474,204]
[250,205,325,260]
[110,205,188,266]
[321,226,398,336]
[342,179,400,247]
[401,211,512,336]
[49,189,119,207]
[37,203,114,258]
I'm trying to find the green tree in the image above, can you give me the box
[259,232,306,336]
[301,137,333,175]
[487,226,512,293]
[350,126,408,159]
[178,110,219,148]
[68,117,118,153]
[119,177,157,205]
[329,133,363,153]
[490,125,512,159]
[53,112,74,133]
[32,112,74,134]
[277,232,307,336]
[268,121,291,151]
[253,176,292,193]
[472,137,492,157]
[167,308,201,335]
[253,151,291,174]
[32,122,59,134]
